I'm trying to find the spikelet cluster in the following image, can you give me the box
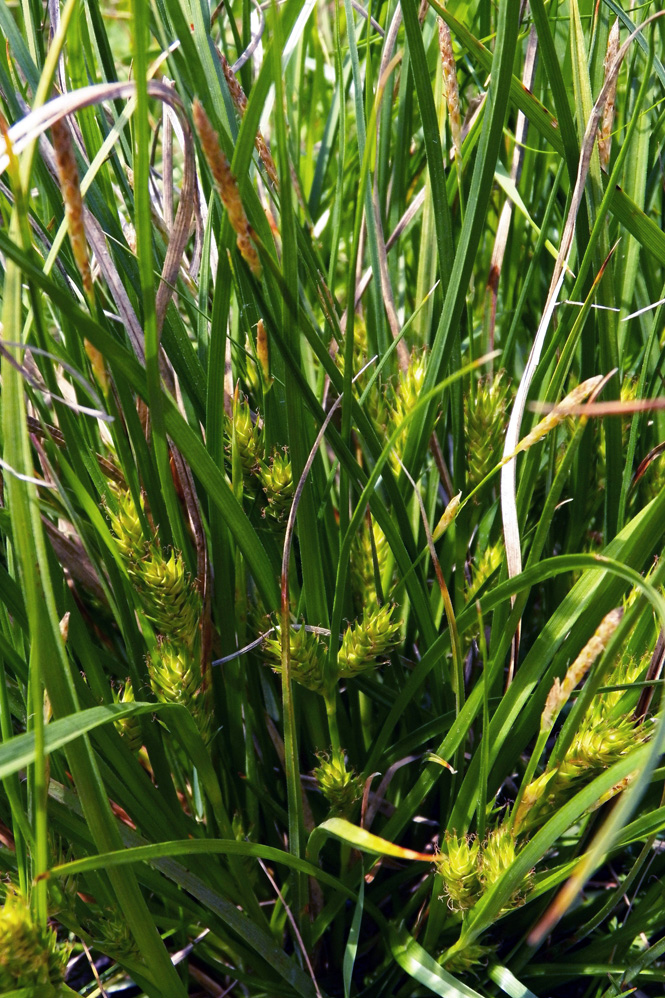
[226,395,264,480]
[350,520,391,614]
[150,638,211,742]
[138,548,202,646]
[260,449,294,523]
[388,349,428,472]
[436,834,481,912]
[439,942,493,974]
[314,753,363,815]
[51,117,92,298]
[540,608,623,734]
[464,373,510,491]
[515,643,651,833]
[264,624,327,695]
[465,540,503,603]
[338,604,400,678]
[192,99,261,277]
[105,484,210,739]
[92,909,141,963]
[113,679,143,755]
[436,827,531,915]
[0,893,69,990]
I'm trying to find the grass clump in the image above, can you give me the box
[0,1,665,996]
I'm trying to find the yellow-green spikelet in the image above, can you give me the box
[106,483,148,563]
[260,449,294,522]
[338,605,400,678]
[227,396,263,479]
[136,547,202,648]
[350,521,391,614]
[0,894,69,990]
[113,679,143,755]
[149,638,211,741]
[465,373,510,491]
[263,625,327,695]
[314,754,363,814]
[436,834,482,912]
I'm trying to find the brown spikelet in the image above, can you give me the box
[515,375,604,456]
[220,52,280,189]
[598,19,620,170]
[51,116,92,299]
[439,17,462,160]
[255,319,272,387]
[540,607,623,733]
[51,116,108,390]
[192,99,262,277]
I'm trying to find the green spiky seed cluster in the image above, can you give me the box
[516,656,651,832]
[437,827,531,915]
[338,604,400,677]
[436,834,482,912]
[264,625,327,695]
[105,482,148,563]
[106,486,209,739]
[439,942,494,974]
[387,350,428,472]
[0,894,69,990]
[466,541,504,603]
[350,521,391,614]
[314,754,363,814]
[464,373,510,491]
[226,396,264,478]
[260,449,294,522]
[137,549,202,646]
[113,679,143,755]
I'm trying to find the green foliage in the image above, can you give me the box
[0,1,665,996]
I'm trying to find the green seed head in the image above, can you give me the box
[113,679,143,755]
[227,396,264,478]
[464,373,510,491]
[264,624,327,695]
[260,449,294,522]
[137,548,202,648]
[481,826,517,888]
[148,638,211,741]
[338,604,401,678]
[439,942,493,973]
[350,521,391,614]
[436,834,482,912]
[481,826,532,909]
[0,893,69,990]
[388,350,429,470]
[106,483,148,563]
[314,753,363,814]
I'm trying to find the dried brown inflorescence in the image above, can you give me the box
[192,99,262,277]
[51,115,107,390]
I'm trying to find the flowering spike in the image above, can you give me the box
[192,99,261,277]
